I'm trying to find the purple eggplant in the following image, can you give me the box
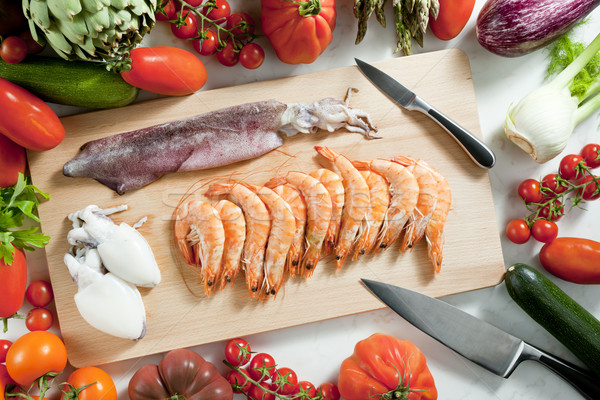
[476,0,599,57]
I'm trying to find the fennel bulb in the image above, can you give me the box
[505,31,600,163]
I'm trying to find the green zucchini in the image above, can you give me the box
[505,263,600,377]
[0,56,138,109]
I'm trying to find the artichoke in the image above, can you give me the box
[22,0,157,65]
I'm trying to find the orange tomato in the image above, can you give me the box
[5,331,67,387]
[429,0,476,40]
[61,367,117,400]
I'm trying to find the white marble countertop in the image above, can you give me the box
[3,1,600,399]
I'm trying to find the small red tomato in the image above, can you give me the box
[206,0,231,21]
[541,173,568,196]
[18,30,45,55]
[171,11,198,39]
[581,143,600,169]
[559,154,586,181]
[517,178,543,203]
[224,338,251,367]
[506,219,530,244]
[0,36,28,63]
[216,40,239,66]
[193,29,218,56]
[239,43,265,69]
[156,0,177,21]
[226,12,255,36]
[248,383,275,400]
[538,199,564,222]
[0,339,11,363]
[297,381,317,398]
[25,307,54,331]
[186,0,204,6]
[579,175,600,201]
[318,382,341,400]
[272,367,298,395]
[531,219,558,243]
[225,369,251,393]
[248,353,276,382]
[26,280,54,307]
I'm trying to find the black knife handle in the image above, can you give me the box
[428,108,496,169]
[534,351,600,399]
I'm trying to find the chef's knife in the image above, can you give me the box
[361,278,600,399]
[355,58,496,169]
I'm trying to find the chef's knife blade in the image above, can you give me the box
[361,278,600,399]
[354,58,496,169]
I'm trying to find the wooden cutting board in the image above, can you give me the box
[28,49,505,368]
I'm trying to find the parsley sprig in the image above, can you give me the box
[0,173,50,264]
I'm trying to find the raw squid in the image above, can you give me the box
[63,91,378,194]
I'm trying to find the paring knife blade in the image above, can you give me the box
[360,278,600,400]
[354,58,496,169]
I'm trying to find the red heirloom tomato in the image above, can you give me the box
[120,47,207,96]
[0,77,65,151]
[338,333,437,400]
[0,134,26,188]
[0,246,27,332]
[539,237,600,284]
[128,348,233,400]
[429,0,476,40]
[261,0,336,64]
[5,331,68,387]
[61,367,117,400]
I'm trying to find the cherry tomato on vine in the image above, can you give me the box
[239,43,265,69]
[193,29,218,55]
[216,40,239,66]
[26,280,54,307]
[225,369,251,393]
[61,367,117,400]
[318,382,341,400]
[25,307,54,331]
[531,219,558,243]
[538,199,564,222]
[205,0,230,21]
[248,383,275,400]
[156,0,177,21]
[0,339,11,363]
[541,173,568,195]
[517,178,543,203]
[297,381,317,398]
[224,338,252,367]
[273,367,298,395]
[0,36,28,64]
[171,11,198,39]
[186,0,204,6]
[581,143,600,169]
[579,175,600,201]
[559,154,586,181]
[248,353,276,382]
[506,219,530,244]
[226,12,255,36]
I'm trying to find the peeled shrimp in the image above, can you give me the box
[315,146,370,267]
[352,159,419,251]
[205,183,271,297]
[265,172,332,278]
[243,184,296,298]
[174,200,225,295]
[392,156,439,251]
[214,200,246,290]
[309,168,344,255]
[353,170,390,259]
[272,185,307,276]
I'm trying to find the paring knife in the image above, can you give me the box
[361,278,600,399]
[355,58,496,169]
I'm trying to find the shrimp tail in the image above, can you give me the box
[264,177,286,189]
[314,145,336,161]
[205,183,233,197]
[351,160,370,171]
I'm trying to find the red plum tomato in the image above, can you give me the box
[25,307,53,331]
[581,143,600,169]
[248,353,276,382]
[0,36,27,63]
[0,133,26,188]
[531,219,558,243]
[559,154,586,181]
[26,280,54,307]
[224,337,251,367]
[506,219,530,244]
[517,179,543,203]
[239,43,264,69]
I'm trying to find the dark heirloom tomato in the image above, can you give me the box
[539,237,600,284]
[338,333,437,400]
[128,348,233,400]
